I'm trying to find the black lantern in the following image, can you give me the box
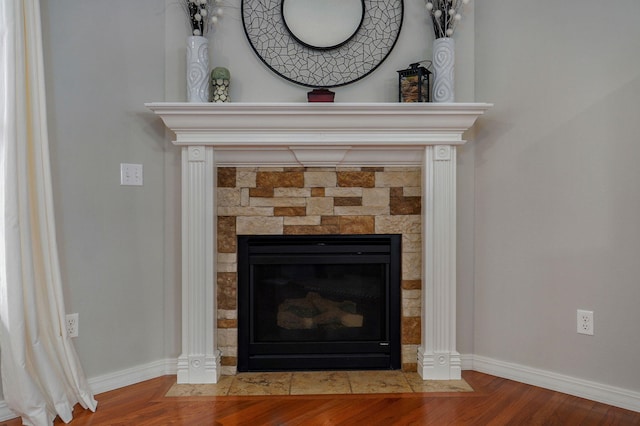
[397,63,431,103]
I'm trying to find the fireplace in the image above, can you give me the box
[237,234,401,371]
[146,102,491,383]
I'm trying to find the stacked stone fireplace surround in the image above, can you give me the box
[146,102,491,383]
[216,166,423,375]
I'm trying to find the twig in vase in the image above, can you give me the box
[425,0,470,38]
[182,0,224,37]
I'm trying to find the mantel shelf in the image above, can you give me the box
[146,102,491,167]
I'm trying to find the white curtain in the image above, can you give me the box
[0,0,97,424]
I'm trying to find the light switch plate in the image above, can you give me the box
[120,163,143,186]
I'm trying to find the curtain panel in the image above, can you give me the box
[0,0,97,424]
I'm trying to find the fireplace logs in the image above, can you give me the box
[277,292,364,330]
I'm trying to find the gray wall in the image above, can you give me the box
[5,0,638,406]
[473,0,640,391]
[39,0,177,379]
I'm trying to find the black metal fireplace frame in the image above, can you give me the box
[237,234,401,372]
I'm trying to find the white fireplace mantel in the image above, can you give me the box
[146,102,491,383]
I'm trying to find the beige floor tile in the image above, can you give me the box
[164,371,474,397]
[347,370,413,394]
[227,372,292,396]
[165,375,234,397]
[290,371,351,395]
[404,372,474,392]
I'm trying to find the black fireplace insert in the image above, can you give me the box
[237,234,401,372]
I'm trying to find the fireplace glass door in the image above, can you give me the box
[238,234,401,372]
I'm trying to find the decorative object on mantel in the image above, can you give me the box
[182,0,224,102]
[432,37,455,102]
[209,67,230,102]
[186,36,209,102]
[397,62,431,103]
[241,0,403,88]
[307,88,335,102]
[424,0,471,102]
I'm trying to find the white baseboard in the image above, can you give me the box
[461,353,475,370]
[2,355,638,421]
[468,354,640,413]
[0,358,178,422]
[0,400,14,422]
[87,358,177,395]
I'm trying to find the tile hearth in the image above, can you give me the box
[165,371,473,397]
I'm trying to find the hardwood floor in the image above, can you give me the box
[2,371,639,425]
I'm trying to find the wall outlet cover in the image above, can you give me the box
[66,313,79,338]
[577,309,594,336]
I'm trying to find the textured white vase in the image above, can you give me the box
[186,36,209,102]
[432,37,455,102]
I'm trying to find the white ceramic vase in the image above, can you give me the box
[432,37,455,102]
[186,36,209,102]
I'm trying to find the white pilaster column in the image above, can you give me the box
[417,145,461,380]
[177,145,221,383]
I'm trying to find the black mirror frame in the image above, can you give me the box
[242,0,404,88]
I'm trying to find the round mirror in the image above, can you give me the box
[282,0,364,50]
[242,0,404,88]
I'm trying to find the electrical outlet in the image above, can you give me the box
[120,163,143,186]
[66,313,79,338]
[577,309,594,335]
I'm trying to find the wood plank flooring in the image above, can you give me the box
[2,371,638,425]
